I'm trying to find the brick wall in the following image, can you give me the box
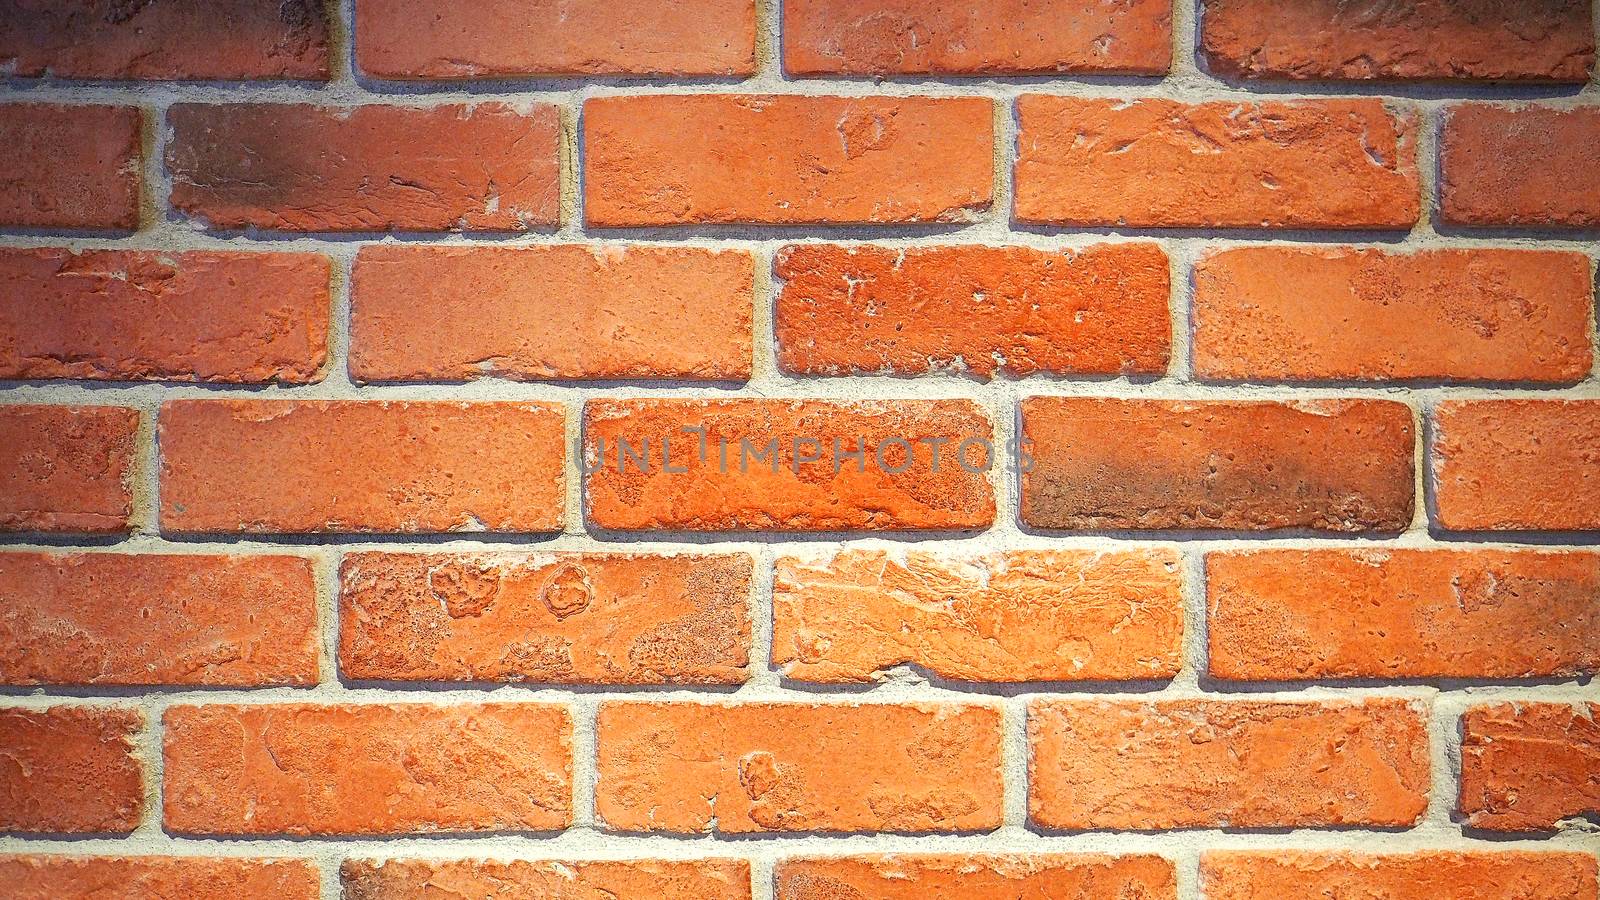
[1,1,1598,898]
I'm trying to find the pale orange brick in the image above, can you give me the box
[0,706,143,834]
[1202,851,1598,900]
[0,405,137,534]
[342,858,751,900]
[1432,400,1600,531]
[775,854,1177,899]
[0,856,321,900]
[1460,702,1600,832]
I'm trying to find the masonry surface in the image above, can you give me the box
[0,1,1598,898]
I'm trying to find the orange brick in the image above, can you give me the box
[595,701,1003,833]
[0,552,318,687]
[339,552,751,684]
[0,248,330,383]
[357,0,755,77]
[1014,97,1420,228]
[0,104,140,230]
[350,245,752,383]
[583,399,995,532]
[773,548,1183,683]
[1432,400,1600,531]
[1441,104,1600,228]
[167,103,560,232]
[1193,247,1593,383]
[774,243,1171,379]
[1028,698,1429,829]
[783,0,1171,75]
[0,405,137,534]
[0,0,330,80]
[1020,398,1415,532]
[1208,549,1600,681]
[162,703,572,836]
[342,858,751,900]
[1460,702,1600,832]
[159,400,565,535]
[1200,0,1595,82]
[0,856,320,900]
[584,95,992,226]
[775,854,1177,899]
[1203,851,1598,900]
[0,706,143,834]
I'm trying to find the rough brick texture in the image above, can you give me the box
[0,248,330,383]
[0,104,141,230]
[1202,851,1599,900]
[0,706,144,834]
[783,0,1172,75]
[159,400,565,534]
[772,548,1184,683]
[584,95,993,226]
[343,858,752,900]
[162,703,572,836]
[167,103,561,232]
[0,552,318,686]
[1441,104,1600,228]
[595,701,1003,833]
[0,0,330,80]
[774,243,1171,378]
[1193,247,1594,383]
[1431,400,1600,531]
[1014,97,1420,228]
[1020,398,1415,532]
[351,245,753,382]
[0,405,138,534]
[0,856,321,900]
[775,855,1178,899]
[1460,702,1600,832]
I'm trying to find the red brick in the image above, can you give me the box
[343,858,751,900]
[1207,549,1600,681]
[584,95,993,226]
[774,243,1171,379]
[0,706,143,834]
[0,248,330,383]
[350,245,752,383]
[0,553,318,687]
[783,0,1171,75]
[1432,400,1600,531]
[1014,97,1420,228]
[1028,698,1429,830]
[0,104,140,230]
[1200,0,1595,82]
[1193,247,1594,383]
[163,703,572,836]
[596,701,1002,833]
[167,103,560,232]
[773,548,1183,683]
[0,0,330,80]
[0,856,320,900]
[339,552,751,684]
[159,400,565,535]
[1460,701,1600,832]
[357,0,755,78]
[1441,104,1600,228]
[1020,398,1415,532]
[583,399,995,532]
[0,405,137,534]
[776,854,1177,899]
[1203,851,1598,900]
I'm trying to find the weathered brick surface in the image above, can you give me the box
[0,552,318,686]
[772,548,1183,682]
[163,703,572,835]
[595,701,1003,833]
[0,248,330,383]
[1028,698,1430,829]
[1020,398,1415,532]
[351,245,753,382]
[783,0,1172,75]
[1460,702,1600,832]
[775,854,1178,899]
[1015,97,1420,228]
[774,243,1171,379]
[339,552,751,684]
[0,104,141,230]
[1441,104,1600,228]
[357,0,756,78]
[0,706,143,834]
[1207,549,1600,681]
[167,103,561,232]
[1193,247,1594,383]
[0,405,138,534]
[0,856,321,900]
[1431,400,1600,531]
[159,400,565,534]
[1202,851,1599,900]
[0,0,330,80]
[343,858,752,900]
[584,95,993,226]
